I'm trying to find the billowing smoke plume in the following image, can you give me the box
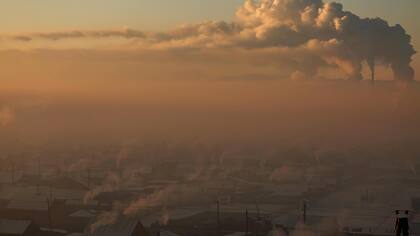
[7,0,416,81]
[159,207,171,226]
[83,173,121,204]
[154,0,416,81]
[87,183,203,231]
[90,204,122,233]
[115,141,135,170]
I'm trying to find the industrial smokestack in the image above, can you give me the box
[371,61,375,83]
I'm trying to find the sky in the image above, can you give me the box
[0,0,418,31]
[0,0,419,70]
[1,0,420,148]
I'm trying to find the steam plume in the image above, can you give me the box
[90,204,122,233]
[231,0,416,80]
[160,207,171,226]
[83,173,121,204]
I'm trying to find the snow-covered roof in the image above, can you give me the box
[65,199,98,206]
[87,219,143,236]
[6,199,48,211]
[224,232,246,236]
[0,185,86,201]
[67,233,83,236]
[160,230,180,236]
[69,210,96,218]
[0,219,33,235]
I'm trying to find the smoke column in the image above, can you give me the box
[154,0,415,81]
[232,0,416,81]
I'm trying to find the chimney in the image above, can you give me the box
[369,57,376,84]
[371,63,375,83]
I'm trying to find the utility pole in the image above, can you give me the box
[303,200,308,225]
[255,199,260,219]
[49,185,53,205]
[48,185,53,229]
[255,199,260,236]
[46,198,52,229]
[217,199,221,236]
[37,156,41,195]
[11,162,15,185]
[246,209,249,236]
[87,168,91,190]
[367,189,370,203]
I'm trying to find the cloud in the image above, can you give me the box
[3,0,416,81]
[12,28,146,41]
[126,0,416,81]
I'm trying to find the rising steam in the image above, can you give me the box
[157,0,416,81]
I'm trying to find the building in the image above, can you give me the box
[158,231,180,236]
[0,219,39,236]
[0,199,50,227]
[85,219,147,236]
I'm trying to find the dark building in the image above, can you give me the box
[0,219,39,236]
[85,219,148,236]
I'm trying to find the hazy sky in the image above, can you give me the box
[1,1,419,31]
[1,0,420,147]
[1,0,418,68]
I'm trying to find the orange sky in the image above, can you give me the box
[0,0,419,149]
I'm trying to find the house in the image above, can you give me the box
[69,210,96,219]
[166,211,272,236]
[224,233,246,236]
[94,191,137,208]
[85,219,147,236]
[0,219,39,236]
[47,176,89,191]
[158,231,180,236]
[0,199,50,227]
[58,210,97,233]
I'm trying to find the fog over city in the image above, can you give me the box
[0,0,419,236]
